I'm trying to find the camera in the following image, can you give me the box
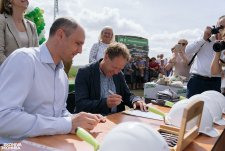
[213,41,225,52]
[211,25,224,35]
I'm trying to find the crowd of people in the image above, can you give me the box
[123,54,169,90]
[0,0,224,146]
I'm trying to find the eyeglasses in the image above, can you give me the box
[178,43,186,46]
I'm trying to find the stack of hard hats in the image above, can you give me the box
[166,96,220,137]
[99,122,170,151]
[190,94,225,125]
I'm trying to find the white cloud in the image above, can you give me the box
[77,7,145,35]
[148,29,203,58]
[28,0,223,66]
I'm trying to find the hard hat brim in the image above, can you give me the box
[214,118,225,126]
[200,127,220,137]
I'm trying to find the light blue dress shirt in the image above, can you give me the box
[100,70,117,113]
[0,44,72,143]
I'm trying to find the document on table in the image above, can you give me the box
[123,109,163,121]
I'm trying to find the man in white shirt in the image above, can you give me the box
[185,15,225,98]
[0,17,105,143]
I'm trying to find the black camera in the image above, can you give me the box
[211,25,224,35]
[213,41,225,52]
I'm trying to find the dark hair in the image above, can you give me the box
[49,17,78,37]
[0,0,12,15]
[105,42,130,61]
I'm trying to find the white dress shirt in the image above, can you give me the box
[0,44,72,143]
[185,38,220,77]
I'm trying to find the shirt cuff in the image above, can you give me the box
[131,96,142,104]
[60,117,72,134]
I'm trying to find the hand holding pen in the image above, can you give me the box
[107,90,123,108]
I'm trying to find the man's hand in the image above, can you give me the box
[107,93,123,108]
[133,100,147,112]
[203,26,212,41]
[70,112,106,133]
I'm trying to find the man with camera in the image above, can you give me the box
[185,15,225,98]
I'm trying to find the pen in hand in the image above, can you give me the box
[108,90,123,102]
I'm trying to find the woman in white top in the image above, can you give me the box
[89,26,114,63]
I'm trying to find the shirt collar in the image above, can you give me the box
[39,43,64,69]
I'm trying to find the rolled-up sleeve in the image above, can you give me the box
[185,38,206,56]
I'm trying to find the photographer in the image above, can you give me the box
[211,27,225,95]
[185,15,225,98]
[211,28,225,75]
[165,39,190,78]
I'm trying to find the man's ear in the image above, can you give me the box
[104,53,109,60]
[55,29,64,40]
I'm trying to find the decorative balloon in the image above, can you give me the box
[25,7,46,45]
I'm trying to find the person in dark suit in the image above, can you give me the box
[75,42,147,115]
[0,0,39,65]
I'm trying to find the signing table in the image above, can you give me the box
[18,106,224,151]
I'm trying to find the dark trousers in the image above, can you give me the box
[187,74,221,98]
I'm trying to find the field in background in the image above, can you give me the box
[68,66,79,79]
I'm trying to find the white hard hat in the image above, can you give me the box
[166,99,201,130]
[166,99,186,124]
[202,90,225,114]
[189,94,220,137]
[190,94,225,125]
[166,98,219,137]
[99,122,169,151]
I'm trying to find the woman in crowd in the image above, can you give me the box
[0,0,39,65]
[165,39,190,79]
[89,26,114,63]
[123,57,134,89]
[148,57,160,81]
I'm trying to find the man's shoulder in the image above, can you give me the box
[78,62,99,78]
[80,61,99,70]
[11,47,39,60]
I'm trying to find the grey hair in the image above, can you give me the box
[98,26,114,43]
[49,17,79,37]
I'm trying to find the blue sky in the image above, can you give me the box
[30,0,225,65]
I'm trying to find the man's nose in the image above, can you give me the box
[77,46,83,54]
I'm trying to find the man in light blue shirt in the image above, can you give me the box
[0,17,105,143]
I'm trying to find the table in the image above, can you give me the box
[17,106,225,151]
[144,82,187,99]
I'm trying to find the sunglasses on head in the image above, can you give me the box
[178,43,187,46]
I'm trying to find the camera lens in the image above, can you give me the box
[213,41,225,52]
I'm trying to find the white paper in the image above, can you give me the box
[123,109,163,121]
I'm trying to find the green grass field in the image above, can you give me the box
[68,66,79,79]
